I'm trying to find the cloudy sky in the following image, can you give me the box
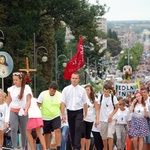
[89,0,150,21]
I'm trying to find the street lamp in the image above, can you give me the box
[55,54,68,83]
[85,58,101,84]
[125,49,132,65]
[0,30,4,48]
[33,33,48,97]
[55,43,69,83]
[0,29,5,91]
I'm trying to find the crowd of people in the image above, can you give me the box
[0,71,150,150]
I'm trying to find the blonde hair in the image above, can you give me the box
[0,88,6,104]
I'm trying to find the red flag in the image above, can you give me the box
[63,36,84,80]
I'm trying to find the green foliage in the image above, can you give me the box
[117,43,143,72]
[90,79,105,94]
[108,29,119,41]
[44,0,107,42]
[107,38,122,56]
[0,0,107,94]
[97,30,107,39]
[106,29,122,56]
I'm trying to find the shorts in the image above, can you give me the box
[81,121,93,139]
[100,120,115,140]
[43,116,61,134]
[145,118,150,143]
[26,118,44,130]
[145,135,150,143]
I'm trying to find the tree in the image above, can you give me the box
[42,0,108,49]
[107,38,122,56]
[117,43,143,72]
[0,0,108,94]
[106,29,122,56]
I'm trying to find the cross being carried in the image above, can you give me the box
[19,57,36,83]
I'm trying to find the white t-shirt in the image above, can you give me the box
[145,96,150,108]
[92,101,101,133]
[61,84,88,111]
[28,97,42,118]
[92,98,101,132]
[145,97,150,104]
[0,102,9,122]
[132,103,149,118]
[145,97,150,116]
[84,98,97,122]
[7,84,32,109]
[98,94,118,122]
[114,107,131,124]
[92,122,101,132]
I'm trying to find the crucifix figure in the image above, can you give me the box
[19,57,36,83]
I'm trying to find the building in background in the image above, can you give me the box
[96,17,107,33]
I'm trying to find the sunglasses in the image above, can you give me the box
[13,72,22,77]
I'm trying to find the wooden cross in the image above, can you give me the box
[19,57,37,73]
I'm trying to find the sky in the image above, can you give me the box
[89,0,150,21]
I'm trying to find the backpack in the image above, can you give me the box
[3,127,13,149]
[99,94,115,109]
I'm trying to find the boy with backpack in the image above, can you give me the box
[97,84,118,150]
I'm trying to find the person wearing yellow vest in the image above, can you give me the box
[37,82,61,150]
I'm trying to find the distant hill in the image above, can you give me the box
[108,20,150,23]
[107,20,150,34]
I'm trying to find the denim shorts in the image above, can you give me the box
[145,135,150,143]
[145,119,150,143]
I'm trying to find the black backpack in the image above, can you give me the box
[99,94,115,109]
[3,127,13,149]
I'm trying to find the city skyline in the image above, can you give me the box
[89,0,150,21]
